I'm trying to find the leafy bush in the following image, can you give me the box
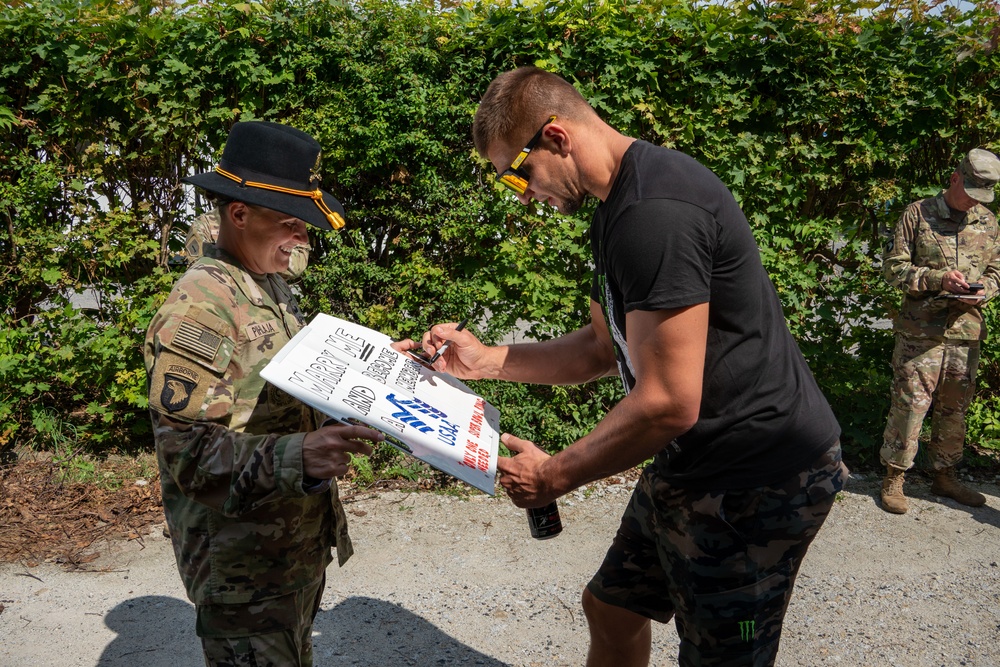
[1,0,998,470]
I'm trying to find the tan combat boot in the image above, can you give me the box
[880,467,909,514]
[930,467,986,507]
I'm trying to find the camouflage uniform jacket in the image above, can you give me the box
[883,193,1000,340]
[144,246,352,607]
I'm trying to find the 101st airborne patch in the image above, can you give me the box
[161,364,199,412]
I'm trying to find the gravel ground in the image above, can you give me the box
[1,472,998,667]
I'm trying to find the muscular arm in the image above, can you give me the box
[422,300,618,385]
[499,303,707,505]
[494,301,618,385]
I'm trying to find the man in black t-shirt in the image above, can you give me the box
[403,68,846,667]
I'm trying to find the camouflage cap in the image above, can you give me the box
[959,148,1000,203]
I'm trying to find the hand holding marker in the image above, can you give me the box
[428,318,468,364]
[414,317,563,539]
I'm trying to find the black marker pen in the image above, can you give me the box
[428,318,468,364]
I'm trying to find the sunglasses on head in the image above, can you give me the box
[495,115,557,195]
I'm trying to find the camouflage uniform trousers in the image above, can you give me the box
[880,334,980,472]
[198,575,325,667]
[587,442,846,667]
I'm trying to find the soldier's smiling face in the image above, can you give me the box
[241,204,310,274]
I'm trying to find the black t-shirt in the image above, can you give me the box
[590,140,839,489]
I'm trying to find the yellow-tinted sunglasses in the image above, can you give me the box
[495,115,556,195]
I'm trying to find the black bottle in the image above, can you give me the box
[526,501,562,539]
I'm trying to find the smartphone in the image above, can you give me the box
[404,348,433,365]
[967,282,984,291]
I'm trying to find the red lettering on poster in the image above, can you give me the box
[468,398,485,438]
[460,438,479,470]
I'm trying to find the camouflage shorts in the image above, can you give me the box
[198,576,325,667]
[587,442,846,667]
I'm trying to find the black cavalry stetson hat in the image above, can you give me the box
[183,121,346,231]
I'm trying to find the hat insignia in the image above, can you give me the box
[310,151,323,185]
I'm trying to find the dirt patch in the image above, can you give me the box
[0,442,993,571]
[0,458,163,568]
[0,451,449,568]
[2,474,999,667]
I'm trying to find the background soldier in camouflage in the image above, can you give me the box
[880,147,1000,514]
[406,67,846,667]
[146,121,383,667]
[186,206,310,281]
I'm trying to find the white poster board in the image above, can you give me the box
[261,314,499,495]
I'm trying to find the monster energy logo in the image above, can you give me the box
[738,619,755,642]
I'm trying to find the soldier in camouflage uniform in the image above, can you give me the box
[145,121,383,666]
[880,148,1000,514]
[186,206,310,281]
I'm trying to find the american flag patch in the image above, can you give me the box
[174,321,223,361]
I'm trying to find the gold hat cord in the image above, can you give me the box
[214,166,345,229]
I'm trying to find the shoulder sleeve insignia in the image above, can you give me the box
[148,356,213,419]
[161,372,197,413]
[174,320,223,362]
[157,305,235,374]
[185,238,201,262]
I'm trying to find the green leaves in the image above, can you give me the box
[1,0,998,460]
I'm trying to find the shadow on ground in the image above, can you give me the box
[855,473,1000,530]
[315,596,508,666]
[98,595,199,666]
[96,594,507,667]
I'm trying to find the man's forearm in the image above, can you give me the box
[490,325,617,386]
[541,387,696,498]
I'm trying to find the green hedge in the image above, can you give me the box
[2,0,999,468]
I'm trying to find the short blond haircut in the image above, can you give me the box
[472,67,597,159]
